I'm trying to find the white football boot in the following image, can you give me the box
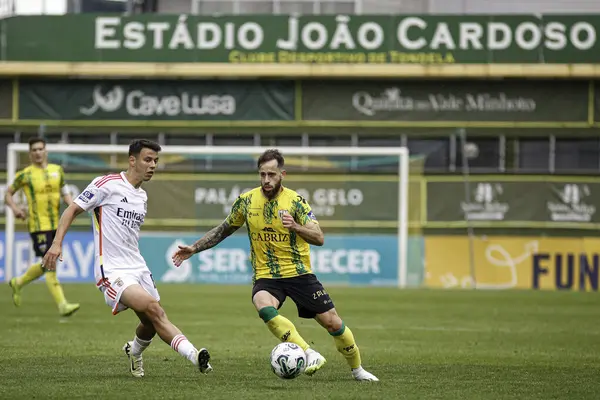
[123,341,144,378]
[352,366,379,382]
[304,348,327,376]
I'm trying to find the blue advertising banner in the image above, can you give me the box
[149,234,406,286]
[0,232,423,287]
[0,232,96,283]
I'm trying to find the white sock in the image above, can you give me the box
[170,334,198,365]
[352,366,364,374]
[131,336,152,357]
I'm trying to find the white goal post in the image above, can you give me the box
[5,143,409,287]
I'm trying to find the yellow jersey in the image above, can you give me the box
[10,164,66,233]
[226,186,318,281]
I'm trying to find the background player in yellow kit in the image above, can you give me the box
[173,149,378,381]
[5,137,80,317]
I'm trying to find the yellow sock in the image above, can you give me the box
[45,271,67,307]
[331,323,362,369]
[259,306,310,351]
[16,263,45,287]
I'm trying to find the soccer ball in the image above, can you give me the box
[270,342,307,379]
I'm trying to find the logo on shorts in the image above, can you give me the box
[114,278,124,287]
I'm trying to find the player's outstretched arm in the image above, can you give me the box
[192,220,240,252]
[172,220,240,267]
[42,203,85,271]
[282,214,324,246]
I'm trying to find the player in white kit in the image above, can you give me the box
[41,139,212,378]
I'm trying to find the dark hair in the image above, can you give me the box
[257,149,284,169]
[129,139,161,157]
[28,137,46,150]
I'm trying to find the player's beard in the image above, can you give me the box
[262,180,281,199]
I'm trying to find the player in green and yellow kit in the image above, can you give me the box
[5,138,80,317]
[173,149,378,381]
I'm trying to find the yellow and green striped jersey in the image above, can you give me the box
[10,164,66,233]
[226,186,319,281]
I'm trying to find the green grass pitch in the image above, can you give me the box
[0,284,598,399]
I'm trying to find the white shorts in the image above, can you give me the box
[95,269,160,315]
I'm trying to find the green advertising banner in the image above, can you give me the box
[156,177,420,228]
[0,80,13,120]
[302,80,590,122]
[3,15,600,64]
[545,181,599,223]
[190,178,397,223]
[596,81,600,122]
[18,79,294,121]
[0,174,419,228]
[427,179,600,226]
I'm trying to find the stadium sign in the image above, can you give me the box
[3,14,600,63]
[0,231,425,287]
[93,16,595,56]
[194,181,389,221]
[425,236,599,291]
[546,183,597,223]
[427,179,600,226]
[302,80,590,122]
[596,81,600,122]
[79,85,237,117]
[6,175,399,228]
[0,80,12,119]
[147,234,416,287]
[18,79,294,121]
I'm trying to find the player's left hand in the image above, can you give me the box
[281,213,298,231]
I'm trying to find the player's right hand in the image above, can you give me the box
[13,208,26,220]
[172,244,195,267]
[42,243,63,271]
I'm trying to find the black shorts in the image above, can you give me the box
[252,274,335,319]
[29,230,56,257]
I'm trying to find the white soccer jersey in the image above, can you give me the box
[74,172,149,281]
